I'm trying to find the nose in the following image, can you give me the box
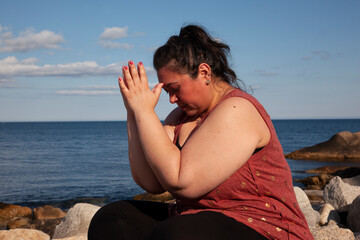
[169,94,178,104]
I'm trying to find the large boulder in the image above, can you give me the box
[348,195,360,232]
[34,205,66,220]
[311,220,355,240]
[323,176,360,211]
[0,228,50,240]
[344,175,360,186]
[0,202,32,227]
[52,203,100,239]
[285,131,360,161]
[294,186,320,229]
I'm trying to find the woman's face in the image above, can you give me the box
[157,67,210,116]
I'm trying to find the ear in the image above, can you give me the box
[198,63,211,79]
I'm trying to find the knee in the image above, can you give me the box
[88,201,128,240]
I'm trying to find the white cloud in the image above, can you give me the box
[98,40,133,49]
[99,27,128,40]
[0,56,125,78]
[80,85,118,90]
[56,90,118,96]
[0,56,156,80]
[0,27,64,52]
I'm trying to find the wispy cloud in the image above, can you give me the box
[98,40,133,50]
[99,27,128,40]
[0,56,128,78]
[98,26,132,49]
[56,89,118,96]
[56,84,119,96]
[254,69,279,77]
[0,27,64,52]
[301,50,331,61]
[98,26,145,50]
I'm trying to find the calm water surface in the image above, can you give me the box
[0,119,359,208]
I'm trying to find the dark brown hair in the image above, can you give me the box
[153,25,242,88]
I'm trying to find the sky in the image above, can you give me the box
[0,0,359,122]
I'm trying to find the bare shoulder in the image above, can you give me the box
[212,96,260,119]
[206,96,270,147]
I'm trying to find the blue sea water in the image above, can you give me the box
[0,119,360,209]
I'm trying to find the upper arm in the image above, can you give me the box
[174,97,270,198]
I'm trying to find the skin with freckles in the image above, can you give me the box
[118,60,270,199]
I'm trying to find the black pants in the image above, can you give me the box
[88,200,268,240]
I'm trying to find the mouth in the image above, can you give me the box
[177,104,188,110]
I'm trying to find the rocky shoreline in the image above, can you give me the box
[1,167,360,239]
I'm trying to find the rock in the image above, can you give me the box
[6,216,63,237]
[318,203,341,226]
[34,205,66,220]
[344,175,360,186]
[52,203,100,239]
[355,232,360,240]
[33,218,63,237]
[133,191,175,203]
[304,190,324,204]
[7,217,32,229]
[348,195,360,232]
[53,233,87,240]
[323,176,360,211]
[0,228,50,240]
[0,202,32,227]
[311,220,355,240]
[295,174,333,189]
[306,166,353,174]
[285,131,360,161]
[334,167,360,179]
[294,186,320,229]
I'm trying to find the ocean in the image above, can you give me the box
[1,119,360,209]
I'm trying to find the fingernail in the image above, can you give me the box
[139,62,143,66]
[118,77,122,81]
[123,66,128,70]
[129,60,134,65]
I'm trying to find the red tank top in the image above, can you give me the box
[171,89,313,240]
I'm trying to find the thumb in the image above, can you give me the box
[152,83,164,97]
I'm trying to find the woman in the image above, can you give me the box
[88,25,313,240]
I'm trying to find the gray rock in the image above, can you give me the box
[0,228,50,240]
[318,203,341,226]
[53,234,87,240]
[52,203,100,239]
[311,220,355,240]
[294,186,320,229]
[323,176,360,211]
[344,175,360,186]
[348,196,360,232]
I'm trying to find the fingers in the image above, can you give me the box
[118,77,128,94]
[137,62,148,86]
[122,61,148,89]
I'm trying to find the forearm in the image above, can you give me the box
[127,113,165,193]
[134,110,182,192]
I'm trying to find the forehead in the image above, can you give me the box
[157,66,194,82]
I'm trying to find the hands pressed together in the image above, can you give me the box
[118,61,164,115]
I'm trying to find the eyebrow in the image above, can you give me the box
[163,82,177,88]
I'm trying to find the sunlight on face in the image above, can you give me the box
[157,68,208,116]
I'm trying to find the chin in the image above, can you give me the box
[183,109,199,117]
